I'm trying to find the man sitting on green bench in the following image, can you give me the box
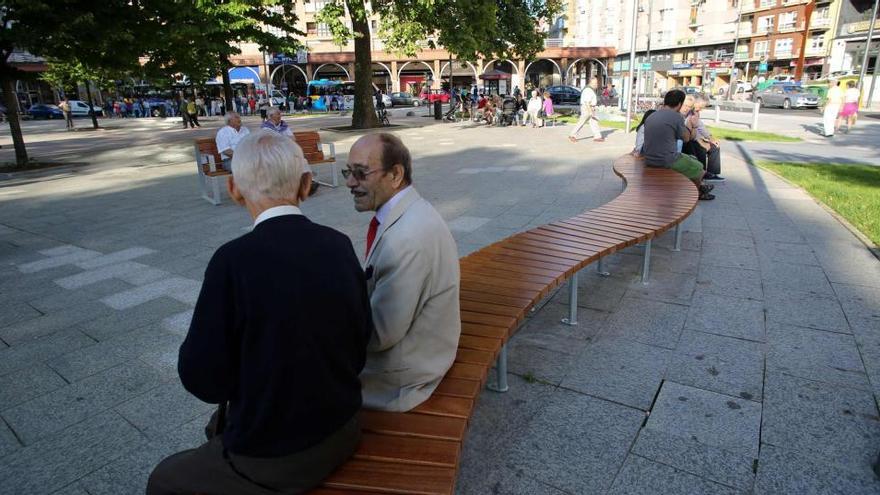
[641,89,715,201]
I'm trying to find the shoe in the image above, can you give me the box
[309,182,320,196]
[699,184,714,194]
[568,136,577,143]
[699,192,716,201]
[593,137,606,142]
[704,174,726,182]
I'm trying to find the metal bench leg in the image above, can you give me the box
[561,271,579,326]
[673,224,682,252]
[487,344,509,393]
[641,239,652,284]
[210,177,222,205]
[597,258,610,277]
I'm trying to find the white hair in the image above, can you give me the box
[231,130,310,202]
[267,107,282,118]
[224,111,240,125]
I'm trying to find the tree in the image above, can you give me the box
[141,0,304,111]
[318,0,562,129]
[0,0,145,166]
[41,60,120,129]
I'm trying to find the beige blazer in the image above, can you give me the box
[361,187,461,412]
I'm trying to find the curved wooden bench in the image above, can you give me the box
[307,154,699,494]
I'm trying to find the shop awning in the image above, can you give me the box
[228,66,261,85]
[480,69,512,80]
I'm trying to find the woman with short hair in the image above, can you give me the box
[261,107,293,137]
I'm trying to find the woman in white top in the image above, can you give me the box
[838,80,861,133]
[524,90,543,128]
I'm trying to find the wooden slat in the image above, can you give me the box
[459,310,517,329]
[411,395,473,419]
[434,377,482,399]
[355,432,460,467]
[459,299,524,320]
[459,333,504,351]
[322,459,456,495]
[455,348,494,367]
[460,321,511,340]
[359,410,467,442]
[445,361,486,382]
[459,289,532,310]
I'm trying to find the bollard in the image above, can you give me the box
[487,344,509,393]
[714,101,721,125]
[751,100,760,131]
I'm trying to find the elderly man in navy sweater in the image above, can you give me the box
[147,130,372,494]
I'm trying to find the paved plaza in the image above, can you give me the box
[1,111,879,494]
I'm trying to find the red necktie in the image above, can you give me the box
[365,216,379,257]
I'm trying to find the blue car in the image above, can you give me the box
[27,104,64,119]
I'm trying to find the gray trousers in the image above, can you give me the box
[146,412,360,495]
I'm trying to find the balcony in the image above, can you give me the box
[781,0,808,5]
[743,1,778,14]
[755,25,774,35]
[774,49,794,59]
[734,51,751,61]
[544,38,564,48]
[805,45,827,56]
[777,21,806,33]
[810,17,832,29]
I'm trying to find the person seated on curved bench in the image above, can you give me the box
[682,95,724,182]
[345,133,461,412]
[215,111,250,167]
[641,89,715,201]
[147,130,372,495]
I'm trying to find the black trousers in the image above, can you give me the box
[146,412,360,495]
[684,141,721,176]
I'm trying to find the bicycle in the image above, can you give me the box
[376,107,390,126]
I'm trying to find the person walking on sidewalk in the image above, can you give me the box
[59,97,74,130]
[823,80,843,138]
[569,77,604,143]
[839,80,861,133]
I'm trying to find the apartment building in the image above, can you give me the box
[736,0,840,80]
[829,0,879,75]
[226,1,615,97]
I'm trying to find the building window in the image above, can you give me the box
[754,40,770,58]
[778,12,797,30]
[306,22,317,35]
[757,15,774,33]
[759,0,776,7]
[809,35,825,51]
[775,38,793,56]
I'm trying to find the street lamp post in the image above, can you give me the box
[857,0,879,109]
[625,0,639,133]
[728,0,745,100]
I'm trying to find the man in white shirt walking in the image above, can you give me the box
[215,112,250,167]
[569,77,604,143]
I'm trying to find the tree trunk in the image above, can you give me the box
[1,75,28,166]
[347,0,378,129]
[221,55,234,111]
[85,81,99,129]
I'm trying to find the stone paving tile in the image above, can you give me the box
[608,454,744,495]
[702,227,756,249]
[767,323,871,391]
[76,297,191,342]
[0,329,95,377]
[28,278,134,314]
[0,410,145,494]
[513,302,607,344]
[685,292,767,343]
[0,364,68,411]
[699,243,760,271]
[754,240,820,266]
[504,387,645,494]
[761,372,880,473]
[764,287,850,334]
[812,241,880,289]
[560,335,671,410]
[754,443,880,495]
[631,427,756,491]
[666,330,765,402]
[760,260,835,297]
[2,361,165,445]
[114,380,213,440]
[17,248,102,274]
[447,215,491,233]
[50,483,91,495]
[74,247,156,269]
[832,283,880,332]
[0,302,113,346]
[602,296,689,350]
[457,465,569,495]
[0,300,42,329]
[0,419,21,459]
[54,261,167,290]
[549,270,630,313]
[695,265,764,301]
[647,381,762,458]
[100,277,201,310]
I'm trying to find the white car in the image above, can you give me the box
[382,93,392,108]
[67,100,104,117]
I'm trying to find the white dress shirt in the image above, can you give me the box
[216,125,251,157]
[376,185,413,226]
[254,205,303,228]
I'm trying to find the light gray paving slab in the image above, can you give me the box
[608,454,743,495]
[666,330,765,401]
[603,296,689,350]
[699,243,759,271]
[647,381,762,457]
[761,372,880,473]
[832,283,880,332]
[100,277,201,310]
[632,428,756,491]
[764,287,850,334]
[0,302,113,346]
[760,260,834,297]
[114,380,213,440]
[161,309,194,336]
[447,215,491,233]
[767,323,871,391]
[76,297,191,342]
[0,364,68,411]
[0,329,95,377]
[17,249,102,274]
[457,463,569,495]
[0,411,145,494]
[504,388,645,494]
[754,443,880,495]
[755,240,820,266]
[685,292,767,342]
[702,227,755,249]
[37,245,84,257]
[54,261,165,290]
[2,361,164,445]
[74,247,156,269]
[50,483,91,495]
[560,335,671,410]
[0,418,21,458]
[696,265,764,300]
[0,300,42,329]
[28,278,134,313]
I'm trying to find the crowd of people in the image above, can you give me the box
[632,89,725,201]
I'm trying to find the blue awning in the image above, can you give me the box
[228,66,260,85]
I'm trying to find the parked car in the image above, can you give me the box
[381,93,393,108]
[546,85,581,105]
[67,100,104,117]
[389,92,418,106]
[754,85,819,109]
[27,104,65,119]
[420,89,450,104]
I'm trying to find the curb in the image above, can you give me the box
[734,142,880,262]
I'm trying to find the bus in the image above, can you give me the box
[306,79,356,111]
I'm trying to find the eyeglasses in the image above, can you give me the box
[341,167,381,181]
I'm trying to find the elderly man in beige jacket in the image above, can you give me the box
[345,133,461,412]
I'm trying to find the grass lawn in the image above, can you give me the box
[555,114,799,142]
[758,161,880,246]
